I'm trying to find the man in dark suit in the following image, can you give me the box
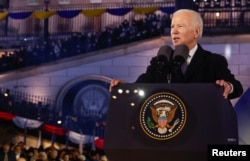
[0,142,17,161]
[110,9,243,100]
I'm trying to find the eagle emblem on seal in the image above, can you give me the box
[140,92,186,140]
[149,100,180,134]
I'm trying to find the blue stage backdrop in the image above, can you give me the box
[234,87,250,144]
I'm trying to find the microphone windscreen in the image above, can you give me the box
[173,45,189,64]
[157,45,173,63]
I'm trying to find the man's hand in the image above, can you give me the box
[109,79,125,92]
[215,79,233,99]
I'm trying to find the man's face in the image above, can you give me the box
[14,146,22,154]
[170,12,199,50]
[3,144,10,152]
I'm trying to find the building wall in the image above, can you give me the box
[10,0,112,7]
[1,35,250,107]
[9,0,171,8]
[1,35,250,145]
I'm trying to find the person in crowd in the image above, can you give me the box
[57,149,67,161]
[47,148,60,161]
[99,155,108,161]
[70,149,80,161]
[0,142,17,161]
[28,148,39,161]
[36,151,48,161]
[109,9,243,100]
[17,157,27,161]
[78,154,86,161]
[87,150,100,161]
[60,152,71,161]
[14,144,27,160]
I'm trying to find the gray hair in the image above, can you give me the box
[173,9,203,38]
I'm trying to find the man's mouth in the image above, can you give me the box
[172,37,180,43]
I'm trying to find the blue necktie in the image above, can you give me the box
[182,55,191,75]
[181,60,188,75]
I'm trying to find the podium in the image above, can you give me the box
[104,83,238,161]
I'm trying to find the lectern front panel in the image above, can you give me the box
[104,83,238,161]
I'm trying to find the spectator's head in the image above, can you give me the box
[71,150,80,159]
[14,145,22,154]
[78,154,86,161]
[100,155,108,161]
[38,151,47,161]
[2,142,11,152]
[17,157,26,161]
[49,149,58,159]
[62,153,71,161]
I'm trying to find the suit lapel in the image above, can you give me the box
[184,45,207,81]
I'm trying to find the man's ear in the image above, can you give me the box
[194,27,200,38]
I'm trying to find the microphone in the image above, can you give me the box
[172,45,189,82]
[156,45,173,83]
[173,45,189,67]
[157,45,173,65]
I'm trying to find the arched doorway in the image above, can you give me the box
[55,74,111,137]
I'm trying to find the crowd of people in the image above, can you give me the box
[1,6,245,160]
[0,141,108,161]
[0,13,171,74]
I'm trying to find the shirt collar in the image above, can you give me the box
[187,44,198,64]
[189,44,198,58]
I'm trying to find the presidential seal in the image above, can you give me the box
[139,91,187,140]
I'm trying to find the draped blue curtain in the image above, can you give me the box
[57,10,82,18]
[159,6,176,14]
[9,11,33,19]
[3,7,174,20]
[107,8,133,16]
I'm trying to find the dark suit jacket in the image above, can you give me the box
[135,44,243,99]
[0,151,17,161]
